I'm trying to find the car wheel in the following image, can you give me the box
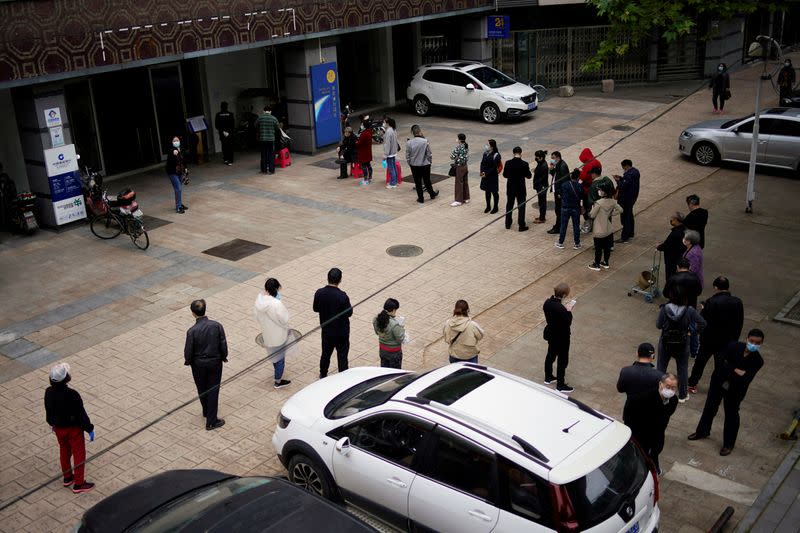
[692,142,718,166]
[413,96,430,117]
[288,454,336,500]
[481,103,500,124]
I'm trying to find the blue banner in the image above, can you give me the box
[487,15,510,39]
[310,62,341,148]
[48,170,82,202]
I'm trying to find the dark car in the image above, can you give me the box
[75,470,377,533]
[780,90,800,108]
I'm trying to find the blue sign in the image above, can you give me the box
[487,15,510,39]
[48,170,82,202]
[310,62,341,148]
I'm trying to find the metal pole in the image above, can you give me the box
[745,70,761,213]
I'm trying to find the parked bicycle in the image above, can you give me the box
[529,82,548,102]
[89,188,149,250]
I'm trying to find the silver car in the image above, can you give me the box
[678,107,800,172]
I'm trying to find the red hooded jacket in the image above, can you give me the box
[356,128,373,164]
[578,148,601,194]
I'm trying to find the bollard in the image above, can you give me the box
[602,79,615,93]
[708,506,734,533]
[559,85,575,97]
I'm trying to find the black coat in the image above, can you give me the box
[549,160,570,199]
[711,341,763,400]
[664,270,703,308]
[683,208,708,248]
[215,110,235,138]
[617,167,640,206]
[533,160,549,194]
[709,71,731,94]
[626,388,677,450]
[45,383,94,432]
[502,157,531,195]
[479,151,500,193]
[313,285,353,338]
[543,296,572,343]
[700,291,744,352]
[184,317,229,367]
[617,362,663,425]
[657,224,686,277]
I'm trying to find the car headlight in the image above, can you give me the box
[500,95,520,103]
[277,412,291,429]
[680,131,693,139]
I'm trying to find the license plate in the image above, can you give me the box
[626,523,640,533]
[527,102,536,110]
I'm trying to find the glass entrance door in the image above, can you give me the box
[149,65,187,158]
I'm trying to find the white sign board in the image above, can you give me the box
[53,196,87,225]
[49,126,65,148]
[44,144,79,177]
[187,116,207,132]
[44,107,62,128]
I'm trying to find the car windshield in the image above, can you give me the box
[565,440,648,529]
[325,372,424,419]
[721,114,754,129]
[468,66,516,88]
[129,477,272,532]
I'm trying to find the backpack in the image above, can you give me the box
[662,313,688,356]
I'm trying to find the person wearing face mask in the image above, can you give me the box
[382,117,400,189]
[532,150,549,223]
[546,151,569,234]
[254,277,293,389]
[165,136,188,214]
[656,212,686,281]
[450,133,470,206]
[587,182,621,270]
[617,343,663,425]
[502,146,531,231]
[373,298,405,368]
[626,373,679,475]
[689,330,765,456]
[682,229,704,290]
[708,63,731,114]
[777,58,796,104]
[479,139,501,214]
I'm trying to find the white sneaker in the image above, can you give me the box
[450,201,462,207]
[464,199,470,204]
[390,185,397,189]
[386,185,392,189]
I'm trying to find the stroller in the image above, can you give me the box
[627,251,661,303]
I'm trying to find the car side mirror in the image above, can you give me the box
[335,436,351,456]
[465,83,475,91]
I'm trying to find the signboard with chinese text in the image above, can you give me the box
[42,144,86,224]
[310,62,341,148]
[487,15,510,39]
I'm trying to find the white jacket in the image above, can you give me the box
[254,293,290,347]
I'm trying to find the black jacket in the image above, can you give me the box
[617,167,640,206]
[700,291,744,352]
[165,149,185,176]
[683,208,708,248]
[45,383,94,432]
[215,110,235,138]
[560,179,582,209]
[543,296,572,341]
[549,160,570,199]
[502,157,531,194]
[657,224,686,273]
[709,71,731,93]
[313,285,353,337]
[711,341,763,399]
[184,317,229,367]
[664,270,703,308]
[617,362,663,425]
[626,387,678,444]
[533,160,549,193]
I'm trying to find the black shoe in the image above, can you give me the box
[417,198,424,204]
[490,207,499,214]
[543,376,556,385]
[615,238,631,244]
[687,432,709,441]
[557,384,575,393]
[430,191,439,199]
[519,226,530,232]
[546,228,559,234]
[180,204,188,210]
[484,206,491,213]
[720,447,734,456]
[505,224,511,230]
[72,482,95,494]
[63,476,74,487]
[588,262,602,271]
[274,379,292,389]
[177,208,185,214]
[206,419,226,431]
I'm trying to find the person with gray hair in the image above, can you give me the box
[625,373,679,474]
[406,125,438,203]
[184,299,229,430]
[682,229,704,289]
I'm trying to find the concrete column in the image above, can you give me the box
[0,90,27,189]
[377,27,396,106]
[704,18,745,76]
[412,22,423,70]
[461,17,492,64]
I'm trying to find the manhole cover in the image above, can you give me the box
[775,291,800,326]
[141,215,173,231]
[612,125,635,131]
[386,244,423,257]
[203,239,270,261]
[310,159,342,170]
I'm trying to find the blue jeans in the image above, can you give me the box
[273,358,285,381]
[559,207,581,245]
[168,174,182,210]
[386,156,398,186]
[449,355,478,364]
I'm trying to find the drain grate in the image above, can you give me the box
[775,291,800,326]
[386,244,423,257]
[310,159,343,170]
[612,125,635,131]
[141,215,173,231]
[202,239,270,261]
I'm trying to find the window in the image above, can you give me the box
[325,372,424,419]
[424,428,496,501]
[735,119,754,133]
[498,458,553,527]
[344,415,432,468]
[761,118,800,137]
[418,368,494,405]
[466,66,515,88]
[422,69,452,85]
[450,71,473,88]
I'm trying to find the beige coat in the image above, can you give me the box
[589,197,623,238]
[443,316,484,359]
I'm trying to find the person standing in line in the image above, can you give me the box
[543,283,575,393]
[443,300,484,364]
[664,258,703,308]
[582,167,614,234]
[577,147,601,222]
[556,170,583,250]
[502,146,531,231]
[313,268,353,379]
[683,194,708,249]
[165,136,187,214]
[44,363,95,494]
[587,186,622,270]
[656,212,686,281]
[613,159,640,243]
[777,59,796,104]
[336,126,357,179]
[254,278,293,389]
[547,151,569,235]
[383,117,400,189]
[373,298,405,368]
[256,106,280,175]
[532,150,549,224]
[688,276,744,394]
[406,125,438,203]
[682,230,704,290]
[626,373,679,475]
[184,299,228,431]
[214,101,235,166]
[355,116,373,185]
[450,133,470,207]
[479,139,501,214]
[656,293,706,402]
[616,342,663,425]
[709,63,731,114]
[689,329,765,456]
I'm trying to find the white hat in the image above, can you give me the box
[49,362,71,382]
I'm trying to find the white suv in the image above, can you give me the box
[272,363,660,533]
[406,61,538,124]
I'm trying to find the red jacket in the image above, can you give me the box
[578,148,601,194]
[356,129,373,164]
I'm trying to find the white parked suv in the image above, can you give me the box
[406,61,538,124]
[272,363,660,533]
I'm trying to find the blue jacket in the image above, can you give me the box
[617,167,640,206]
[560,179,582,209]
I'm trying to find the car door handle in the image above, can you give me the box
[468,510,493,522]
[386,477,407,488]
[758,140,767,144]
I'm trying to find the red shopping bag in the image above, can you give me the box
[385,161,403,185]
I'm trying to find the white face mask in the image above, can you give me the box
[275,292,282,301]
[173,141,180,148]
[718,66,724,72]
[550,159,556,165]
[661,387,676,399]
[484,145,490,151]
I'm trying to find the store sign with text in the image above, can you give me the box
[486,15,510,39]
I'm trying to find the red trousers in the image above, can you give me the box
[54,426,85,484]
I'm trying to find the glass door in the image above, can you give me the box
[149,65,187,158]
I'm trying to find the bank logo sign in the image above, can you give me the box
[44,144,78,178]
[44,107,62,128]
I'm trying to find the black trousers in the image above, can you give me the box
[191,362,223,425]
[632,428,666,472]
[688,345,723,388]
[536,189,547,220]
[551,195,562,231]
[220,135,234,163]
[410,165,435,200]
[695,378,744,448]
[505,190,526,228]
[620,203,634,240]
[545,337,569,386]
[593,235,613,264]
[260,141,275,173]
[320,334,350,378]
[712,90,726,111]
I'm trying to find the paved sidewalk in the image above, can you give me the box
[736,441,800,532]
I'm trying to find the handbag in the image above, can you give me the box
[724,89,732,100]
[181,168,190,185]
[448,165,457,177]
